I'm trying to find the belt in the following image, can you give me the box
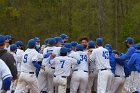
[22,71,34,74]
[54,75,67,78]
[74,69,88,73]
[100,68,107,71]
[51,67,55,69]
[115,75,121,77]
[115,75,125,77]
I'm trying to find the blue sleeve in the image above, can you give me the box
[32,61,41,69]
[109,54,116,74]
[43,53,50,58]
[115,59,126,66]
[118,47,135,60]
[127,54,136,69]
[3,77,12,91]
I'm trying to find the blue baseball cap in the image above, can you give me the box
[76,44,84,51]
[28,39,36,47]
[10,44,17,51]
[71,41,78,47]
[44,38,50,45]
[5,35,11,40]
[136,43,140,49]
[88,40,95,47]
[64,43,72,52]
[60,34,68,39]
[48,38,56,45]
[60,47,68,53]
[34,37,40,42]
[96,38,103,44]
[64,43,72,49]
[0,35,5,43]
[105,44,112,49]
[54,37,62,43]
[15,41,23,47]
[125,37,134,43]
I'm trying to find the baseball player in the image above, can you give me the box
[86,40,98,93]
[71,41,78,52]
[4,35,12,51]
[60,34,69,43]
[38,38,61,93]
[50,47,80,93]
[110,50,126,93]
[70,44,89,93]
[90,38,113,93]
[0,59,12,93]
[15,39,45,93]
[124,43,140,92]
[15,41,24,74]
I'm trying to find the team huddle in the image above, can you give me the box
[0,34,140,93]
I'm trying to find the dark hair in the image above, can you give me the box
[88,46,95,49]
[80,37,88,42]
[28,46,35,49]
[97,43,103,46]
[0,42,5,46]
[60,53,67,56]
[113,50,120,56]
[137,47,140,50]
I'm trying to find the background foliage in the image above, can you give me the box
[0,0,140,51]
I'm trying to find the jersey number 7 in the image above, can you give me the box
[60,60,65,68]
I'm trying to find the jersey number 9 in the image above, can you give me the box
[23,54,28,63]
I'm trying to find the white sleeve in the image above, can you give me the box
[68,52,81,61]
[32,52,38,62]
[90,50,96,62]
[0,60,12,80]
[37,53,43,61]
[70,58,78,65]
[16,50,24,63]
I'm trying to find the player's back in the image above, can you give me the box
[53,56,77,77]
[93,47,111,70]
[43,46,60,56]
[74,51,88,71]
[21,48,38,73]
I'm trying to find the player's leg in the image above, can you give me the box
[47,73,54,93]
[97,70,109,93]
[27,74,40,93]
[14,73,27,93]
[106,71,114,93]
[38,69,48,92]
[70,71,80,93]
[115,77,125,93]
[79,71,88,93]
[86,71,94,93]
[58,77,67,93]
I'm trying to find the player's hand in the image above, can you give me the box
[2,90,6,93]
[115,54,119,58]
[41,66,45,71]
[51,54,56,58]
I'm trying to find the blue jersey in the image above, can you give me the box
[127,50,140,72]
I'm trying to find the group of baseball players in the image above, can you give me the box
[0,33,140,93]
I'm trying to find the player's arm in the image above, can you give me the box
[127,54,136,68]
[1,60,12,92]
[71,58,80,65]
[32,54,45,71]
[116,47,135,61]
[5,54,17,80]
[89,50,96,63]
